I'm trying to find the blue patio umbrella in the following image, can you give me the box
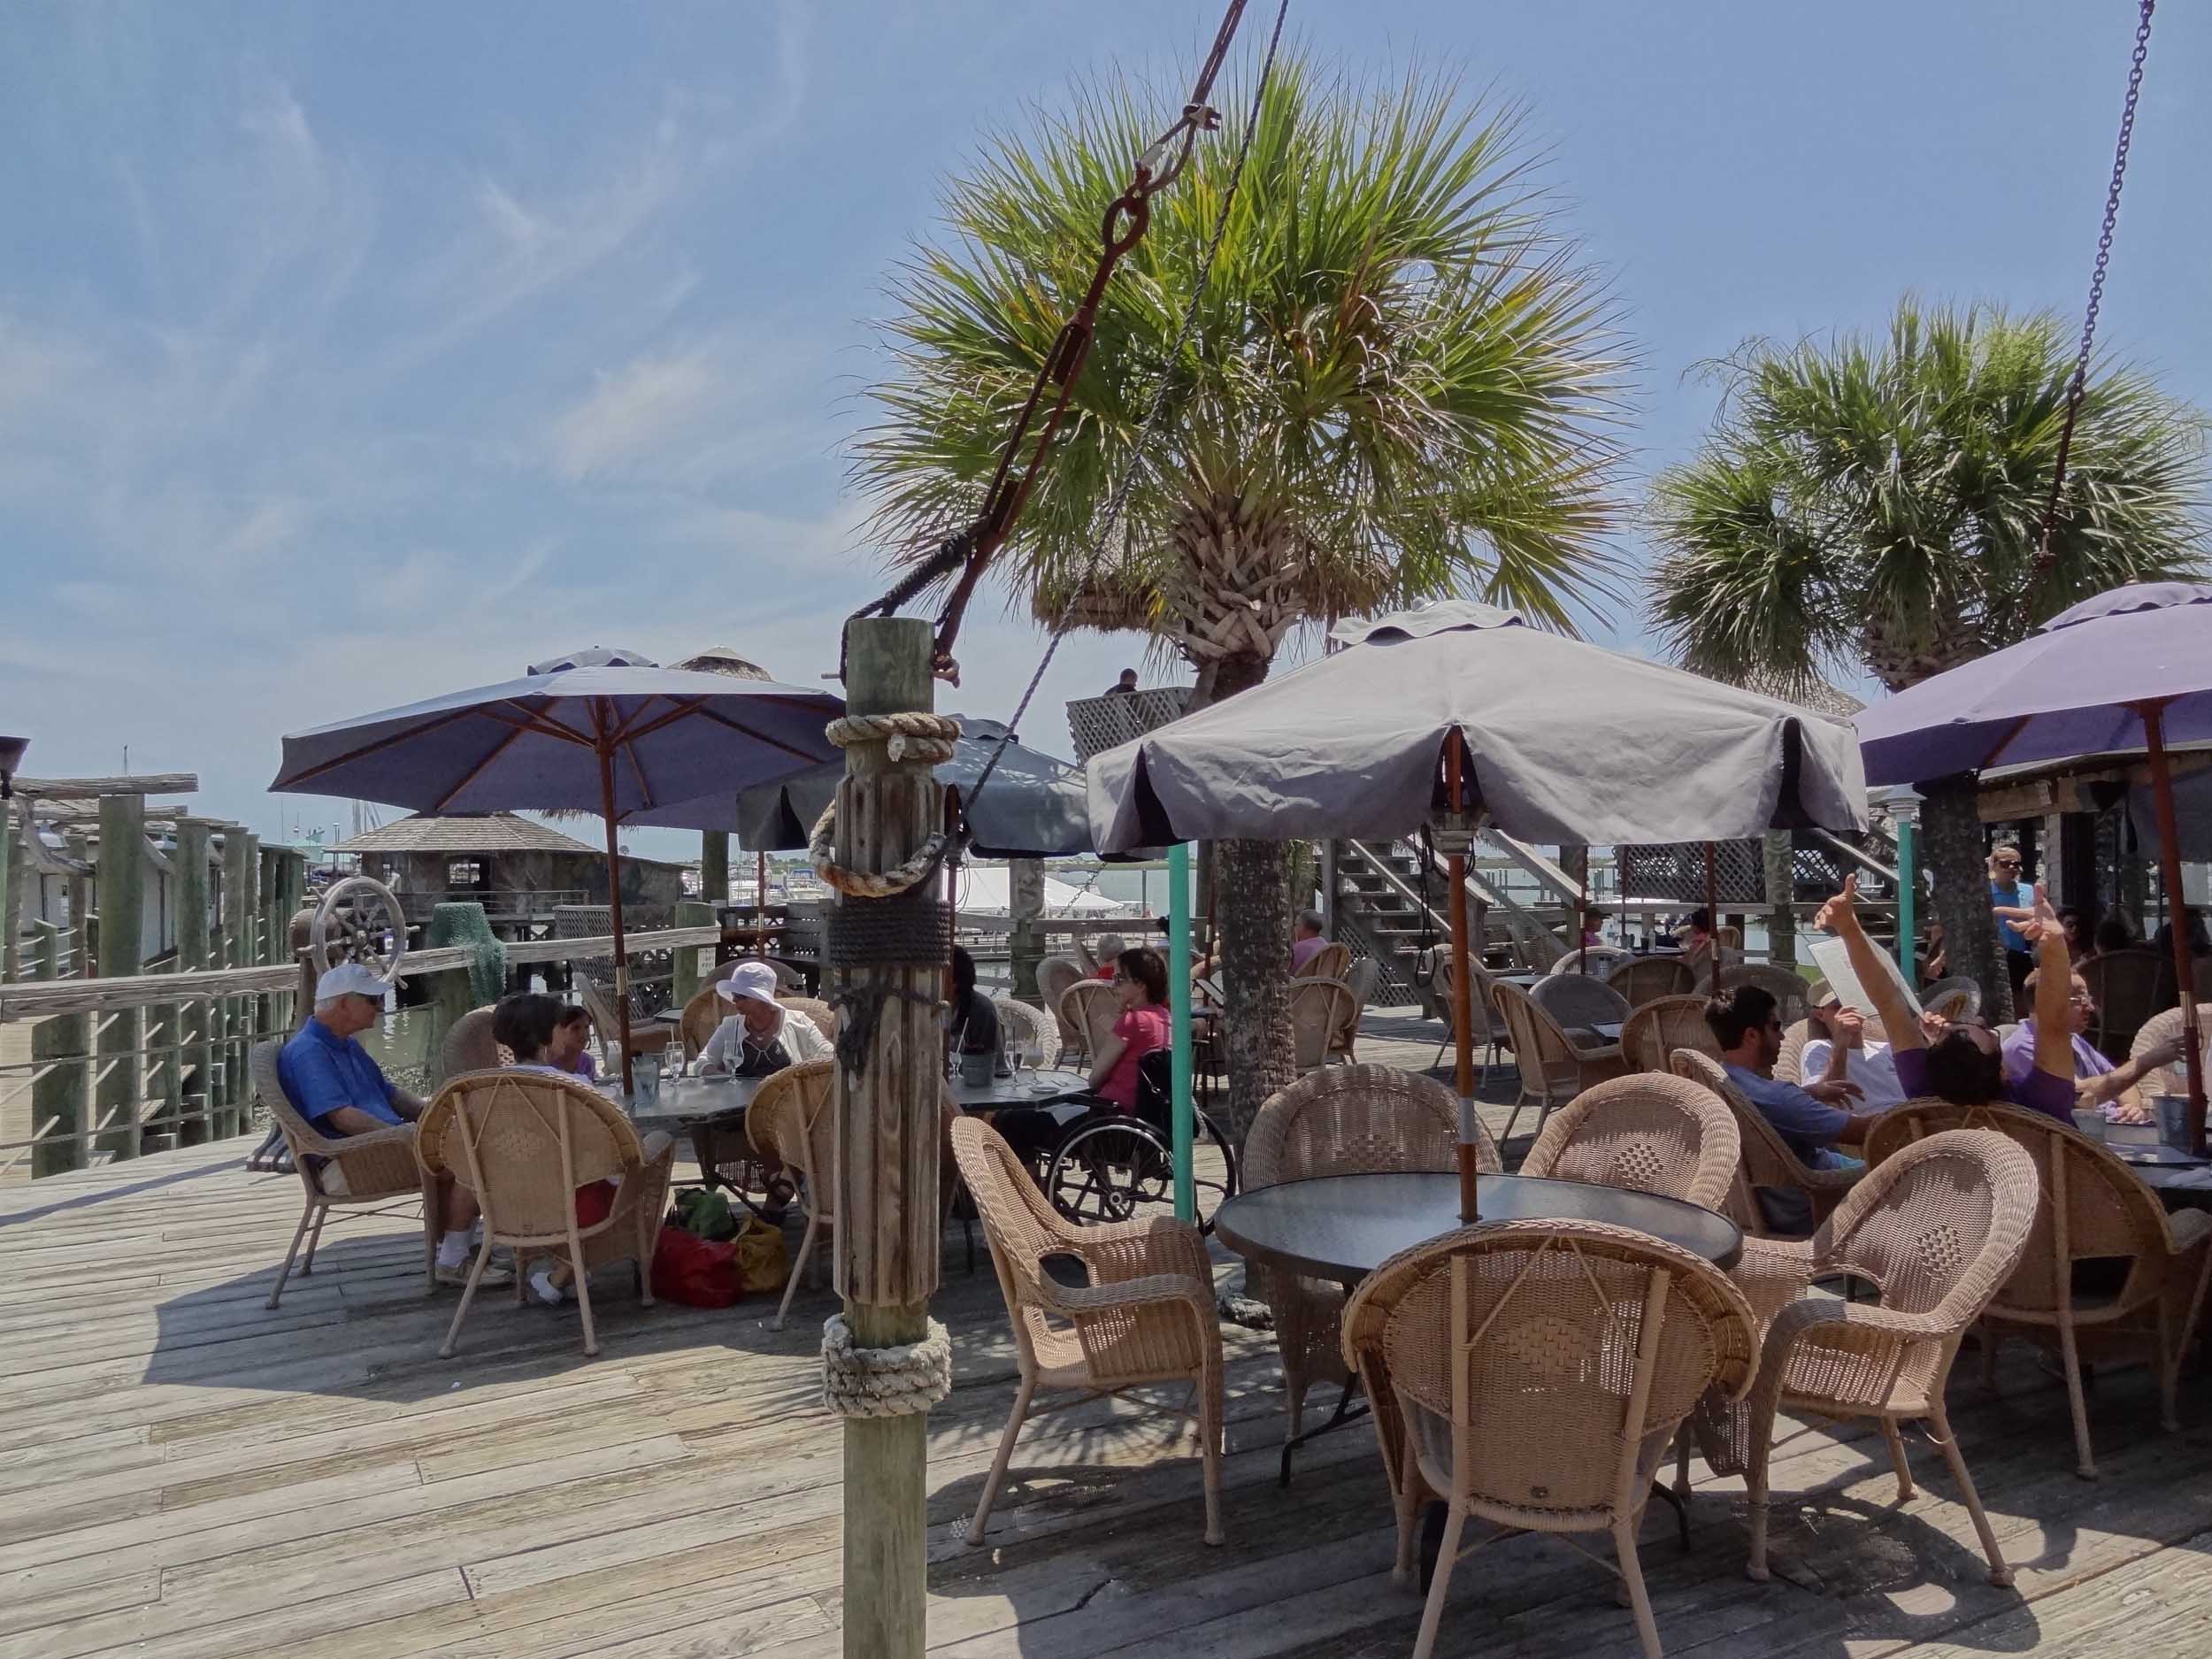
[273,657,843,1087]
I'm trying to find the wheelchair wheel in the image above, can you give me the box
[1043,1109,1238,1235]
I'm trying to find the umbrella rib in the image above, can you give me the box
[477,703,595,746]
[278,707,478,789]
[613,697,709,745]
[621,736,657,813]
[432,721,534,814]
[687,706,832,764]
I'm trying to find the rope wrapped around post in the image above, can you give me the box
[820,1312,954,1418]
[807,713,962,900]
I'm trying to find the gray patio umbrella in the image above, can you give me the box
[273,657,843,1088]
[725,716,1092,858]
[1855,581,2212,1146]
[1086,600,1869,1219]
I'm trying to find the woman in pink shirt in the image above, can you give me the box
[1087,947,1173,1110]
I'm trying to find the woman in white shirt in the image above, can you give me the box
[697,960,835,1076]
[1797,982,1906,1112]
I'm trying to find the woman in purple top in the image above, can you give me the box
[1817,874,2078,1123]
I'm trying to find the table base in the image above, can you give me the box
[1279,1378,1368,1487]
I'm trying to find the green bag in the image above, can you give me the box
[672,1187,741,1242]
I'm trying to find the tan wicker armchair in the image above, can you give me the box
[1428,955,1502,1086]
[1332,956,1380,1061]
[415,1069,674,1357]
[1708,1130,2039,1586]
[1605,955,1697,1007]
[251,1040,438,1310]
[1342,1221,1756,1659]
[1719,962,1813,1024]
[1039,955,1088,1057]
[991,994,1062,1068]
[1058,979,1123,1069]
[1489,979,1625,1148]
[1289,978,1357,1073]
[678,987,722,1060]
[1551,944,1632,977]
[744,1059,837,1331]
[1864,1096,2212,1478]
[1532,970,1632,1039]
[1243,1066,1486,1441]
[1669,1048,1862,1238]
[1771,1018,1813,1085]
[2130,1002,2212,1096]
[1519,1072,1740,1211]
[1617,995,1717,1076]
[2082,949,2166,1058]
[438,1007,503,1079]
[949,1115,1225,1547]
[1297,940,1352,981]
[578,977,675,1066]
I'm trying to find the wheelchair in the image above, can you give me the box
[1035,1050,1239,1234]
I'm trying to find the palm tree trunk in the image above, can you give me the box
[1921,774,2013,1021]
[1206,652,1296,1150]
[1762,833,1796,967]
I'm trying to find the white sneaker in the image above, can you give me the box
[528,1263,568,1306]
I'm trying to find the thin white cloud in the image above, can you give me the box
[548,349,722,480]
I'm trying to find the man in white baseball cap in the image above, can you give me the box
[698,959,834,1078]
[278,962,510,1288]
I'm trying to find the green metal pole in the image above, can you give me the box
[1895,817,1919,995]
[1169,841,1194,1223]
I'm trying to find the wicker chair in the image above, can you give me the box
[1290,978,1357,1073]
[1619,995,1719,1076]
[1039,956,1088,1056]
[1489,980,1626,1148]
[949,1115,1225,1546]
[416,1069,674,1358]
[1669,1048,1862,1239]
[678,987,722,1060]
[1428,955,1503,1085]
[1772,1018,1813,1085]
[1058,979,1123,1071]
[1297,940,1353,982]
[1518,1072,1740,1211]
[743,1059,838,1331]
[1550,944,1632,977]
[2130,1002,2212,1097]
[992,995,1062,1069]
[1864,1097,2212,1478]
[2082,949,2167,1059]
[1332,956,1381,1061]
[1919,975,1982,1023]
[1342,1221,1756,1659]
[1531,970,1632,1038]
[1243,1066,1491,1441]
[439,1007,503,1079]
[251,1040,438,1310]
[778,995,837,1043]
[1709,1130,2039,1586]
[1719,962,1813,1024]
[1606,955,1697,1007]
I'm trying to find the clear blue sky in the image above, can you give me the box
[3,2,2206,856]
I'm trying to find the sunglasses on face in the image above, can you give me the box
[1993,859,2021,870]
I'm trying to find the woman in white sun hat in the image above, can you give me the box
[697,959,834,1078]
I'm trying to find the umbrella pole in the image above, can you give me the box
[595,726,635,1097]
[756,850,768,957]
[1445,732,1479,1223]
[2140,702,2207,1156]
[1704,842,1720,996]
[1169,841,1195,1223]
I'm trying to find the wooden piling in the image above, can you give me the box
[1008,857,1044,1002]
[700,832,730,911]
[833,618,943,1659]
[94,795,145,1161]
[219,827,259,1138]
[0,796,18,983]
[173,819,215,1145]
[672,901,716,1008]
[28,923,88,1178]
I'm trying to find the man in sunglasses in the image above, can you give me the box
[1988,844,2035,1002]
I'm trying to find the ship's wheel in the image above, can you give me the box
[310,874,408,987]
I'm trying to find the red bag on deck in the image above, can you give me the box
[649,1223,745,1308]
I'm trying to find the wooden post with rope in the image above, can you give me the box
[824,617,952,1659]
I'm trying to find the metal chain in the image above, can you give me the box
[960,0,1293,821]
[2034,0,2155,572]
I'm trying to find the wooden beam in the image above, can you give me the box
[173,818,213,1147]
[27,922,88,1177]
[94,795,146,1161]
[12,772,196,800]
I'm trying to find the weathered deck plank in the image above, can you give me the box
[0,1013,2208,1659]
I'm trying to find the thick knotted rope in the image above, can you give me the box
[807,712,962,900]
[820,1312,953,1418]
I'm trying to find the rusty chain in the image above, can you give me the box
[844,0,1258,683]
[2034,0,2155,573]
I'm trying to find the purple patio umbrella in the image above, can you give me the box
[273,657,843,1089]
[1855,582,2212,1147]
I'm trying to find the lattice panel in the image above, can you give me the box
[1618,841,1765,905]
[1065,688,1191,762]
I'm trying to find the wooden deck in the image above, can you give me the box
[4,1011,2211,1659]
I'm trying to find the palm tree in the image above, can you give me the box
[1649,299,2208,1014]
[853,58,1629,1142]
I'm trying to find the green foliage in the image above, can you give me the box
[1648,298,2210,693]
[852,54,1632,645]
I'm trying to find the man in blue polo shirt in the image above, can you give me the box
[280,963,508,1288]
[1707,981,1876,1232]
